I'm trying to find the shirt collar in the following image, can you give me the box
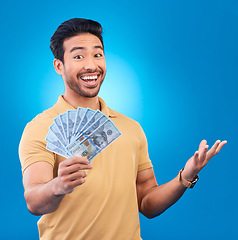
[53,95,117,118]
[98,97,117,118]
[53,95,76,115]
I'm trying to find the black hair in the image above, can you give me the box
[50,18,103,62]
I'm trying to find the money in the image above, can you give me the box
[46,107,121,162]
[69,119,121,158]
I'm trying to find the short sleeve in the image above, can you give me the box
[19,121,55,173]
[137,124,153,171]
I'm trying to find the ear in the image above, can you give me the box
[53,59,64,75]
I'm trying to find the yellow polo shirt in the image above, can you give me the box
[19,96,153,240]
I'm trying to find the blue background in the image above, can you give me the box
[0,0,237,239]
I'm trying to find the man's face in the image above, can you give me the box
[60,33,106,98]
[94,135,107,148]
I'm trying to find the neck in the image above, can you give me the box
[63,91,100,110]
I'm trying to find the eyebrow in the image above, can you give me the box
[70,45,104,53]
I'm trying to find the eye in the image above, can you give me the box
[74,55,83,59]
[95,53,103,58]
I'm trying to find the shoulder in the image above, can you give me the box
[19,107,58,172]
[20,106,59,147]
[24,107,58,133]
[109,107,140,125]
[108,107,144,135]
[100,97,141,129]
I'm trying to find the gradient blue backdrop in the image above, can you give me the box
[0,0,237,239]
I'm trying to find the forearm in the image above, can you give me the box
[24,177,65,216]
[23,157,91,216]
[140,176,187,218]
[138,140,227,219]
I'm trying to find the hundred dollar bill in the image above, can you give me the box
[70,108,95,142]
[71,107,87,138]
[49,122,67,146]
[73,138,100,161]
[67,110,76,143]
[45,129,69,153]
[69,119,121,160]
[75,114,108,143]
[73,110,104,141]
[46,142,72,158]
[67,114,107,152]
[54,116,67,143]
[59,113,68,144]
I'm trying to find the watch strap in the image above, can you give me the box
[177,169,199,188]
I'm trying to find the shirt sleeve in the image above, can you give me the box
[137,124,153,171]
[19,120,55,173]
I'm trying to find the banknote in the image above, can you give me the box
[71,109,103,142]
[71,107,87,138]
[50,120,67,145]
[67,110,76,143]
[67,114,108,151]
[71,108,95,142]
[46,128,69,154]
[79,114,108,140]
[71,138,100,161]
[45,107,121,162]
[69,119,122,161]
[46,142,72,158]
[53,117,67,143]
[59,113,68,144]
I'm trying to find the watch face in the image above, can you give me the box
[190,176,199,188]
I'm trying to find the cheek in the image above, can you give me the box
[99,59,106,71]
[64,59,81,72]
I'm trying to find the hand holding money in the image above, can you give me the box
[54,156,93,195]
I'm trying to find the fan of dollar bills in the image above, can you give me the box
[45,108,122,162]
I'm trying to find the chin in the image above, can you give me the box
[78,88,100,98]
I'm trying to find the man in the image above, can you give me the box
[19,18,227,240]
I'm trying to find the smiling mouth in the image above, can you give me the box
[80,74,99,87]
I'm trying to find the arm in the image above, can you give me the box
[136,139,227,219]
[136,168,187,218]
[23,156,92,216]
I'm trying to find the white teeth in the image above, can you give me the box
[81,75,97,80]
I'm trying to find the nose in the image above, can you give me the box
[83,57,97,71]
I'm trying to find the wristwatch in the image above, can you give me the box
[177,169,199,188]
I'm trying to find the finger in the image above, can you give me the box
[62,175,87,191]
[198,140,207,155]
[63,170,87,182]
[198,143,208,162]
[59,162,92,176]
[59,157,92,171]
[200,144,209,165]
[199,140,207,148]
[193,151,199,164]
[72,176,87,187]
[61,156,90,167]
[215,140,227,155]
[206,140,221,160]
[70,171,87,186]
